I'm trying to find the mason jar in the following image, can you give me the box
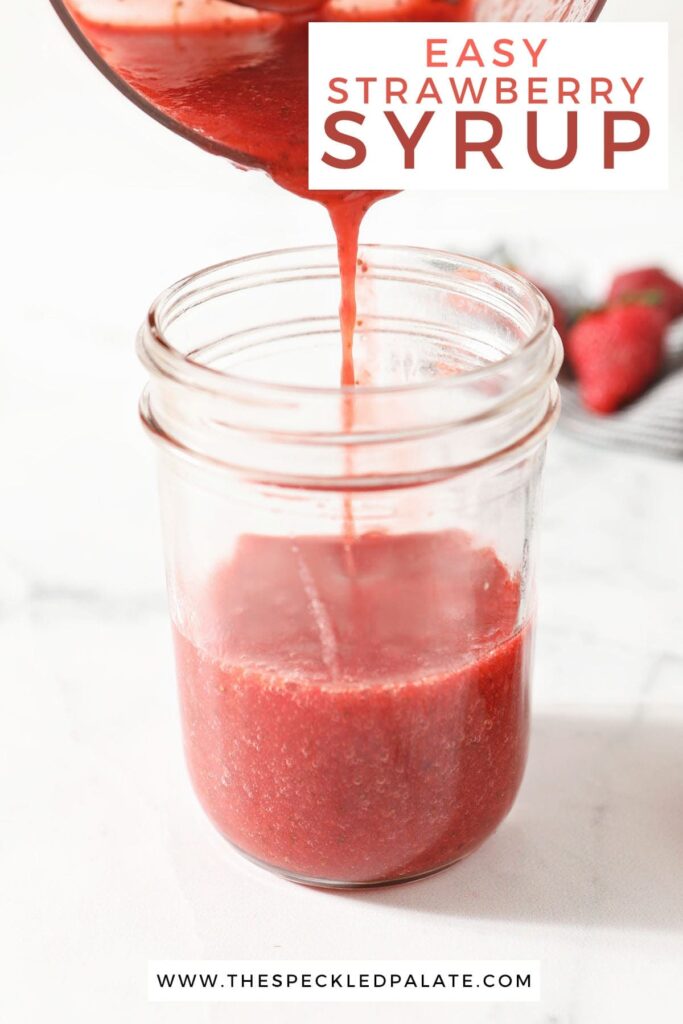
[138,245,562,888]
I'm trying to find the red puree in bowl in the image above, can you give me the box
[69,0,472,383]
[174,530,530,883]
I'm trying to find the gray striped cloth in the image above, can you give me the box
[559,322,683,459]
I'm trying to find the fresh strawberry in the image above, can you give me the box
[566,303,667,414]
[608,267,683,323]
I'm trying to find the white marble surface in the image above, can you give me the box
[2,1,683,1022]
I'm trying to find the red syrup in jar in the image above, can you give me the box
[72,0,531,882]
[174,530,531,884]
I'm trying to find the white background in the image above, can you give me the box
[1,2,682,1023]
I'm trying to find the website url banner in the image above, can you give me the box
[148,960,540,1003]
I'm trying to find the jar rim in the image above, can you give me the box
[139,243,555,400]
[138,244,562,485]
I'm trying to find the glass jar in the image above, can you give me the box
[138,245,562,888]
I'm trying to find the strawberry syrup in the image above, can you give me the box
[174,530,530,883]
[69,1,531,883]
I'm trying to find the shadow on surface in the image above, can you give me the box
[349,712,683,931]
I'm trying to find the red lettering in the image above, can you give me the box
[523,38,548,67]
[528,111,578,169]
[386,78,408,104]
[592,78,613,104]
[416,78,441,104]
[622,77,644,104]
[604,112,650,169]
[357,77,377,104]
[528,78,548,104]
[492,39,514,68]
[558,78,580,104]
[496,78,518,104]
[321,112,366,169]
[457,40,484,68]
[426,38,448,68]
[455,113,503,169]
[449,78,487,104]
[384,111,434,169]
